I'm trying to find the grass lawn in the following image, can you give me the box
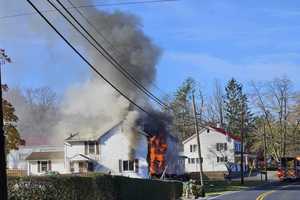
[203,180,267,196]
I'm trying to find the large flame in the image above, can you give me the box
[149,134,168,176]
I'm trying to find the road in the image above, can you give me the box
[208,181,300,200]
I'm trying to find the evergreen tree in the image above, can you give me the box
[167,78,196,140]
[224,78,253,137]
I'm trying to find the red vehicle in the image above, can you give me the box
[277,156,300,181]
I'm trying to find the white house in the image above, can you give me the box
[17,121,183,178]
[26,151,65,175]
[183,126,243,174]
[7,145,64,172]
[64,122,149,178]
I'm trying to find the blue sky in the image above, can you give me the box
[1,0,300,97]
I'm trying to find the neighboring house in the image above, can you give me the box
[183,126,243,174]
[26,151,65,175]
[7,145,64,171]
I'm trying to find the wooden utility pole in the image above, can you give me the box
[240,103,245,185]
[192,93,204,187]
[263,121,268,181]
[0,49,10,200]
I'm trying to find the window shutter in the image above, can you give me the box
[38,161,41,172]
[48,160,52,171]
[119,160,122,173]
[216,143,220,151]
[84,141,88,155]
[96,142,99,155]
[134,159,139,173]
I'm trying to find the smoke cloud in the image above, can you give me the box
[2,0,161,145]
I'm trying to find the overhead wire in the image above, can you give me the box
[53,0,169,108]
[1,0,181,20]
[65,0,170,100]
[26,0,207,129]
[26,0,153,117]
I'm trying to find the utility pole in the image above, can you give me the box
[263,121,268,181]
[240,103,245,185]
[0,49,10,200]
[192,93,204,195]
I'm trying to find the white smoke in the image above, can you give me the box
[2,0,161,144]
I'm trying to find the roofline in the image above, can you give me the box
[182,126,241,144]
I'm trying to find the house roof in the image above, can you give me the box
[26,151,64,160]
[182,126,241,144]
[70,154,93,162]
[210,126,241,141]
[65,121,123,142]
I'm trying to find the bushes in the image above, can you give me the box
[8,174,182,200]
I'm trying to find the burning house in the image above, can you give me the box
[5,1,184,178]
[61,117,183,178]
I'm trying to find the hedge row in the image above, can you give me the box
[8,174,182,200]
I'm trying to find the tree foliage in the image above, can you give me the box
[2,85,21,153]
[224,78,254,137]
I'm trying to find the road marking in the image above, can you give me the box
[256,190,275,200]
[255,183,296,200]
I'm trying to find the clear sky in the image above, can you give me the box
[1,0,300,98]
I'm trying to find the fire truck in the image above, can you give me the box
[277,156,300,181]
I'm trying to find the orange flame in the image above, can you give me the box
[149,135,168,176]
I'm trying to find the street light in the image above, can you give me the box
[0,48,11,200]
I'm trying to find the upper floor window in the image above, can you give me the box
[217,156,228,163]
[84,141,99,155]
[190,144,198,152]
[216,143,227,151]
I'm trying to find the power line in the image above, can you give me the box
[50,0,168,109]
[26,0,153,117]
[1,0,181,20]
[65,0,171,99]
[60,0,169,107]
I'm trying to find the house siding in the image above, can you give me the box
[99,125,149,178]
[28,159,65,175]
[183,128,239,173]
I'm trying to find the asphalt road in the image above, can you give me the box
[208,181,300,200]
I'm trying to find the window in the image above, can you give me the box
[84,141,99,155]
[89,141,95,154]
[38,160,51,172]
[196,157,203,164]
[189,144,198,152]
[216,143,228,151]
[207,129,210,133]
[123,160,135,171]
[41,161,48,172]
[217,156,228,163]
[188,158,191,164]
[191,158,195,164]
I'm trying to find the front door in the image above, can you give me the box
[79,162,87,173]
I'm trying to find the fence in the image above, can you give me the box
[7,169,27,177]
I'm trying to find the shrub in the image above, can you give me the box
[8,174,182,200]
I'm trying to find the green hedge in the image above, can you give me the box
[8,174,182,200]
